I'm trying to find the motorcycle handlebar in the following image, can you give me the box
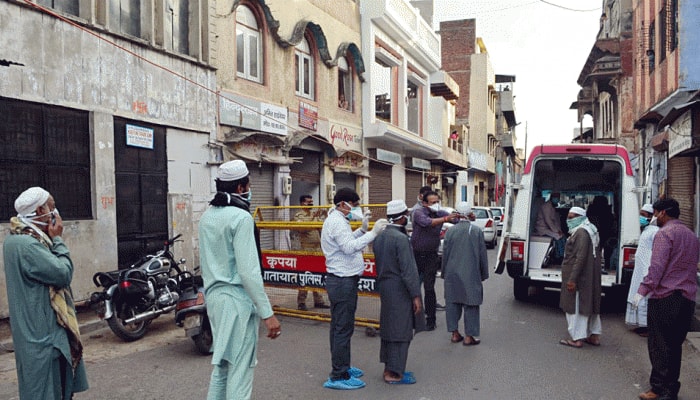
[165,234,183,248]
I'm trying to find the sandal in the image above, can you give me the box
[451,332,464,343]
[559,339,583,348]
[384,374,416,384]
[462,336,481,346]
[584,337,600,346]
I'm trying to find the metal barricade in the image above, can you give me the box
[253,204,387,335]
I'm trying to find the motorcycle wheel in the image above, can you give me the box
[107,306,149,342]
[192,320,213,355]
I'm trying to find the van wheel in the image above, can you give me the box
[513,277,529,301]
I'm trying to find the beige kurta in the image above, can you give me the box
[560,228,601,315]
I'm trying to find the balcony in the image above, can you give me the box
[361,0,441,70]
[365,121,441,159]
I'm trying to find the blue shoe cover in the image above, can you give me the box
[348,366,364,378]
[323,377,366,390]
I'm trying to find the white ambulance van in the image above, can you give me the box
[500,144,642,304]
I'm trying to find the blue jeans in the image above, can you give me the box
[325,274,360,380]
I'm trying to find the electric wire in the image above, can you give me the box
[20,0,494,179]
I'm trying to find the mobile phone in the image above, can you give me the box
[51,213,56,225]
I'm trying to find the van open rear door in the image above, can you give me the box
[494,154,515,274]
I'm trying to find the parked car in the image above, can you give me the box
[471,206,498,249]
[490,206,505,236]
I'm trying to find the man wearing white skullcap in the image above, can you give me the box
[559,206,602,348]
[442,201,489,346]
[3,187,88,398]
[625,203,659,336]
[199,160,281,399]
[373,199,422,384]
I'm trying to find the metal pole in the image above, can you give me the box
[523,121,528,165]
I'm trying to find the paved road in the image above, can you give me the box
[1,247,700,399]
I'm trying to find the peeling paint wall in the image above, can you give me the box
[0,1,217,317]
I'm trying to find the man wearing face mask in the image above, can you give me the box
[199,160,281,399]
[3,187,89,399]
[636,198,699,400]
[534,191,566,265]
[410,190,457,331]
[373,200,424,384]
[558,207,602,348]
[321,187,389,390]
[625,204,659,337]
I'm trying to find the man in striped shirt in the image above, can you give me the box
[636,198,699,400]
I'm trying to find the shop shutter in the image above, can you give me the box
[369,160,392,206]
[667,156,695,229]
[247,162,275,250]
[289,149,321,182]
[405,170,423,203]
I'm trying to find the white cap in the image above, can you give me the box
[641,203,654,214]
[217,160,249,181]
[386,199,408,215]
[455,201,472,216]
[570,206,586,217]
[14,187,50,216]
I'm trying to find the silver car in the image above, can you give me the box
[489,206,505,236]
[471,206,498,249]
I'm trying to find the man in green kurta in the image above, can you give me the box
[441,202,489,346]
[559,206,602,348]
[373,200,423,384]
[199,160,281,400]
[3,187,88,399]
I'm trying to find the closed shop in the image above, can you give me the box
[290,148,322,203]
[405,170,423,203]
[667,156,695,229]
[247,162,275,250]
[369,160,392,205]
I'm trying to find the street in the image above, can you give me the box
[1,248,699,400]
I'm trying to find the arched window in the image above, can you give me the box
[236,5,262,83]
[295,37,314,99]
[337,56,353,111]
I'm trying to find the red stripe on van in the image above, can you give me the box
[524,144,633,176]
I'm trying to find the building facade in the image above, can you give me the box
[571,0,636,153]
[632,0,700,230]
[0,0,217,316]
[211,0,367,251]
[360,0,459,207]
[441,19,498,206]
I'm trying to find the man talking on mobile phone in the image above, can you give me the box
[3,186,89,399]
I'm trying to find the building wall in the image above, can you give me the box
[0,1,217,316]
[633,0,680,116]
[440,19,476,123]
[213,0,362,127]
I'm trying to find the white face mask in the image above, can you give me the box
[343,202,364,221]
[232,190,252,203]
[429,203,441,213]
[26,208,59,226]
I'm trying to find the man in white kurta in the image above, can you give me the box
[200,160,281,400]
[625,204,659,334]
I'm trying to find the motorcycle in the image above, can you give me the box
[174,266,212,355]
[89,234,186,341]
